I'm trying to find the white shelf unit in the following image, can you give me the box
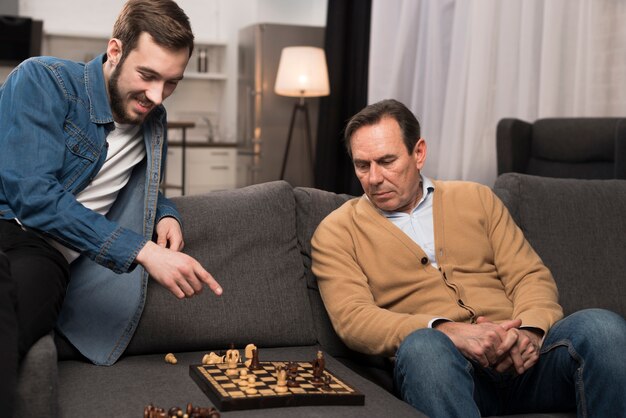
[164,145,237,197]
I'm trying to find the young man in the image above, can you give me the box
[0,0,222,413]
[311,99,626,417]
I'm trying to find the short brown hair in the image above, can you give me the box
[344,99,421,159]
[112,0,194,58]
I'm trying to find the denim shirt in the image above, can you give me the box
[0,54,182,364]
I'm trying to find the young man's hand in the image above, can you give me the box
[154,216,184,251]
[136,217,222,298]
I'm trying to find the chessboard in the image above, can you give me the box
[189,361,365,411]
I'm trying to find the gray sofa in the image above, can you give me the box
[14,173,626,417]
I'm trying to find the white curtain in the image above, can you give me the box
[369,0,626,185]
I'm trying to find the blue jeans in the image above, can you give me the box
[394,309,626,417]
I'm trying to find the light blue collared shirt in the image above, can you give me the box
[380,176,437,268]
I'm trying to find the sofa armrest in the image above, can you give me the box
[496,118,532,175]
[615,118,626,179]
[15,333,58,418]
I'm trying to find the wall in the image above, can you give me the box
[15,0,327,142]
[0,0,18,15]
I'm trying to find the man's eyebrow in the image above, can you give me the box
[353,154,396,164]
[137,66,184,81]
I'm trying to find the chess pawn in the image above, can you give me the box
[275,366,288,393]
[238,369,249,386]
[245,375,258,395]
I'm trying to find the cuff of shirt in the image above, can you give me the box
[428,317,452,328]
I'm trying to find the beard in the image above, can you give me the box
[108,60,152,125]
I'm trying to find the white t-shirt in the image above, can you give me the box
[48,122,146,263]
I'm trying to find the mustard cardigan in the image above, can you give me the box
[311,180,563,357]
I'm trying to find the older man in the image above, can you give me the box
[312,99,626,417]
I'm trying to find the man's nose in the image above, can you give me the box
[145,82,164,106]
[369,163,383,184]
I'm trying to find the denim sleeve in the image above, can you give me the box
[155,192,183,228]
[0,59,146,274]
[154,128,182,228]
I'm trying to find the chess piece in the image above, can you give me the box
[311,350,325,383]
[238,369,249,386]
[244,375,258,394]
[249,348,261,370]
[202,352,224,365]
[225,344,240,375]
[275,365,288,393]
[286,361,299,387]
[244,343,257,367]
[168,406,183,417]
[185,403,221,418]
[164,353,177,364]
[322,373,332,390]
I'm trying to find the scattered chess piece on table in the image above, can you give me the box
[164,353,177,365]
[144,403,220,418]
[202,352,224,365]
[186,403,221,418]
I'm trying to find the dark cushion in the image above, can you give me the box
[125,181,316,355]
[294,187,352,357]
[494,173,626,317]
[15,334,59,418]
[531,118,619,162]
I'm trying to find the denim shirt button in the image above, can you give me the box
[72,144,79,153]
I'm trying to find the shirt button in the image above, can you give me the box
[421,257,428,265]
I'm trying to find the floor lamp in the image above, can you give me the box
[274,46,330,181]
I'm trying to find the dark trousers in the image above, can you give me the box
[0,220,70,416]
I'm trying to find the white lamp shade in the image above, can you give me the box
[274,46,330,98]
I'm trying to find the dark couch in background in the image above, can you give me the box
[15,173,626,417]
[497,117,626,179]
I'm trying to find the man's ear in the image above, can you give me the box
[106,38,123,66]
[414,137,427,170]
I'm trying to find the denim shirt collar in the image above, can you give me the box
[85,54,114,125]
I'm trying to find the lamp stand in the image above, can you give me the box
[280,97,315,181]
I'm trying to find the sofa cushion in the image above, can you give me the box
[125,181,316,355]
[294,187,353,357]
[15,334,58,418]
[494,173,626,317]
